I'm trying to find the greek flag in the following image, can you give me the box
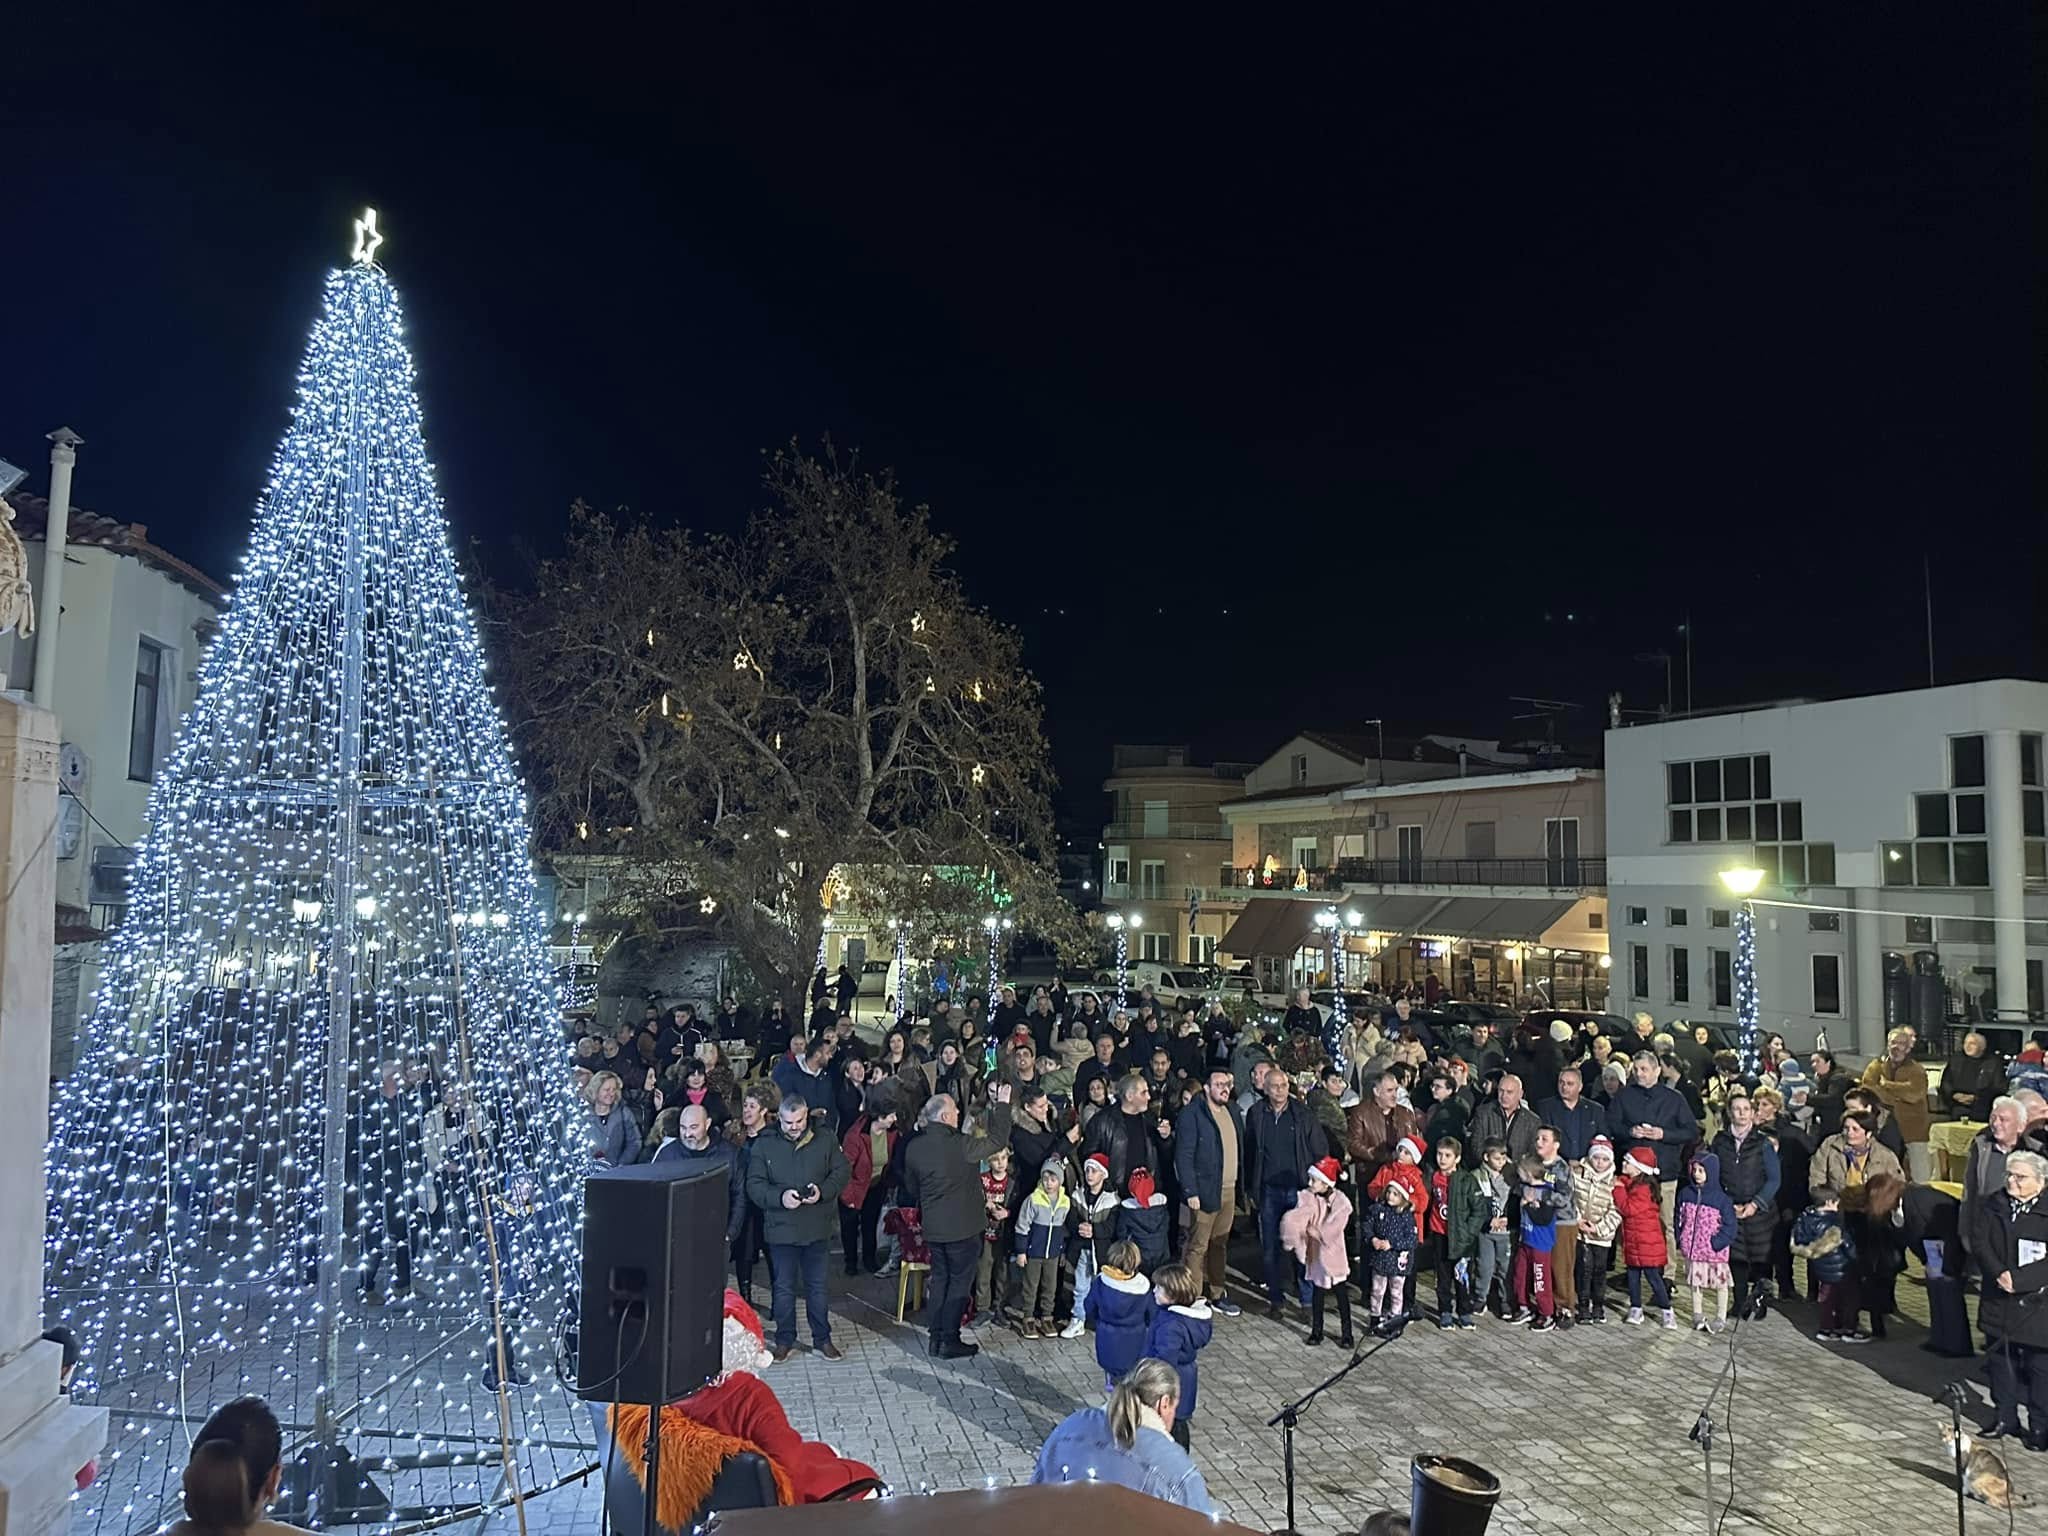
[1188,889,1200,933]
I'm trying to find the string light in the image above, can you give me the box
[1732,902,1760,1074]
[44,249,582,1532]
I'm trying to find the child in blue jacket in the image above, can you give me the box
[1143,1261,1213,1451]
[1118,1167,1172,1271]
[1083,1238,1156,1390]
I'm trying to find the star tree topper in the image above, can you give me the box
[352,206,384,265]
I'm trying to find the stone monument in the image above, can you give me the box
[0,500,106,1536]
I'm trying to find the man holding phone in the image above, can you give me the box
[745,1094,851,1361]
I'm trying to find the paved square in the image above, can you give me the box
[499,1262,2048,1536]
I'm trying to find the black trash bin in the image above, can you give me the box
[1410,1454,1501,1536]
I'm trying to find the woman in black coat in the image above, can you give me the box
[1975,1150,2048,1445]
[1940,1031,2006,1120]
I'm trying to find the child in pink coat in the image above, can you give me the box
[1280,1157,1356,1347]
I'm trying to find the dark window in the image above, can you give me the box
[1666,907,1688,926]
[1630,943,1650,999]
[1708,908,1731,928]
[1724,757,1752,801]
[2024,735,2043,788]
[1914,841,1951,887]
[1667,762,1693,805]
[1956,794,1986,836]
[1588,909,1605,930]
[1709,949,1733,1009]
[2026,790,2046,839]
[1905,916,1935,944]
[1812,954,1842,1016]
[1915,793,1951,838]
[1807,843,1836,885]
[1882,842,1913,886]
[1670,945,1690,1004]
[1808,911,1841,933]
[1952,734,1986,788]
[1725,805,1752,841]
[1626,906,1648,925]
[1669,809,1693,843]
[129,640,167,783]
[2028,842,2047,881]
[1694,759,1723,803]
[1953,841,1990,887]
[1752,755,1772,799]
[1780,844,1807,885]
[1696,807,1723,841]
[1754,802,1780,841]
[1779,801,1803,840]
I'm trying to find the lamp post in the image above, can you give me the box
[891,919,909,1027]
[1719,866,1766,1073]
[1314,908,1364,1076]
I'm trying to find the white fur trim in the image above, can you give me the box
[721,1314,773,1378]
[1099,1271,1152,1295]
[1167,1301,1212,1320]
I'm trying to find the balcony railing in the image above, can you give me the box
[1105,882,1247,905]
[1220,856,1606,892]
[1104,821,1231,841]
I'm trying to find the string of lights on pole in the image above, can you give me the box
[891,919,910,1026]
[1313,906,1362,1076]
[43,212,587,1532]
[982,913,1012,992]
[1104,909,1141,1014]
[1720,865,1765,1075]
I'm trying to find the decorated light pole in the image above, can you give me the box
[1106,909,1141,1014]
[1720,865,1766,1074]
[1314,907,1363,1076]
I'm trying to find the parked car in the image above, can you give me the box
[856,959,892,997]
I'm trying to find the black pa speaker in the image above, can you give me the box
[577,1162,728,1405]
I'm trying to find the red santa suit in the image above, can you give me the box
[612,1290,878,1526]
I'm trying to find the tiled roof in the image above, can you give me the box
[5,493,226,602]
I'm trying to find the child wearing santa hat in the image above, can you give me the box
[1279,1156,1356,1347]
[1571,1135,1622,1325]
[1365,1173,1419,1334]
[1368,1135,1432,1321]
[1062,1152,1122,1339]
[1615,1146,1677,1328]
[1118,1166,1172,1272]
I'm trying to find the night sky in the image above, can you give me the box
[5,11,2040,829]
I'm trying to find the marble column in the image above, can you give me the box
[1987,729,2028,1024]
[0,695,105,1536]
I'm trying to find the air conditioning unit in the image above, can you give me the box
[89,845,136,906]
[1366,812,1390,830]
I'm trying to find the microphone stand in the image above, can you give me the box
[1268,1328,1402,1536]
[1939,1382,1970,1536]
[1687,1289,1764,1536]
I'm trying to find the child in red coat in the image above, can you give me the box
[1615,1148,1676,1329]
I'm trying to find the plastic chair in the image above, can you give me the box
[894,1261,930,1320]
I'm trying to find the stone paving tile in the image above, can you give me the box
[485,1265,2048,1536]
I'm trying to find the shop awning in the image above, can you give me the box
[1219,898,1324,958]
[1350,895,1455,936]
[1413,896,1579,942]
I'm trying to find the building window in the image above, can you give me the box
[1464,821,1497,859]
[1588,909,1605,931]
[1333,833,1365,861]
[1666,907,1688,927]
[1951,734,1986,788]
[1142,800,1169,837]
[1396,825,1423,882]
[1626,906,1648,926]
[1140,932,1170,962]
[1187,935,1217,965]
[1708,908,1731,928]
[1291,836,1319,870]
[1812,953,1843,1015]
[1106,849,1131,891]
[1665,753,1787,846]
[1545,817,1581,884]
[1630,943,1650,999]
[1290,753,1309,786]
[1709,948,1732,1009]
[1139,860,1166,898]
[2023,734,2043,787]
[1668,945,1690,1004]
[129,639,171,783]
[1808,911,1842,933]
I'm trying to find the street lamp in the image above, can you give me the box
[1719,866,1766,1073]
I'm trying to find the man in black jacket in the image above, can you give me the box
[1083,1074,1172,1193]
[1244,1069,1328,1317]
[901,1082,1014,1357]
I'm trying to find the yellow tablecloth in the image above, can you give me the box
[1930,1180,1965,1201]
[1929,1120,1986,1181]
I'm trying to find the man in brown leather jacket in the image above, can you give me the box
[1345,1069,1422,1180]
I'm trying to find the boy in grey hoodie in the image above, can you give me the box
[1474,1139,1514,1319]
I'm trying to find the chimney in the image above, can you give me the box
[31,427,83,708]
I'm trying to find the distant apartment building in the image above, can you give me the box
[1604,680,2048,1055]
[1216,732,1609,1005]
[1100,745,1257,965]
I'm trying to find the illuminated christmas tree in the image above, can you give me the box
[44,212,588,1531]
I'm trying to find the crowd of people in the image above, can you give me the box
[566,975,2048,1485]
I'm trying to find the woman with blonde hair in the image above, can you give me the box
[1030,1358,1212,1512]
[584,1070,637,1166]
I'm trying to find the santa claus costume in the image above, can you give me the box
[610,1290,879,1526]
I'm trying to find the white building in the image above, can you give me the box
[1,491,224,1065]
[1604,681,2047,1057]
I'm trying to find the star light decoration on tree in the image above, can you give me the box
[44,215,588,1532]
